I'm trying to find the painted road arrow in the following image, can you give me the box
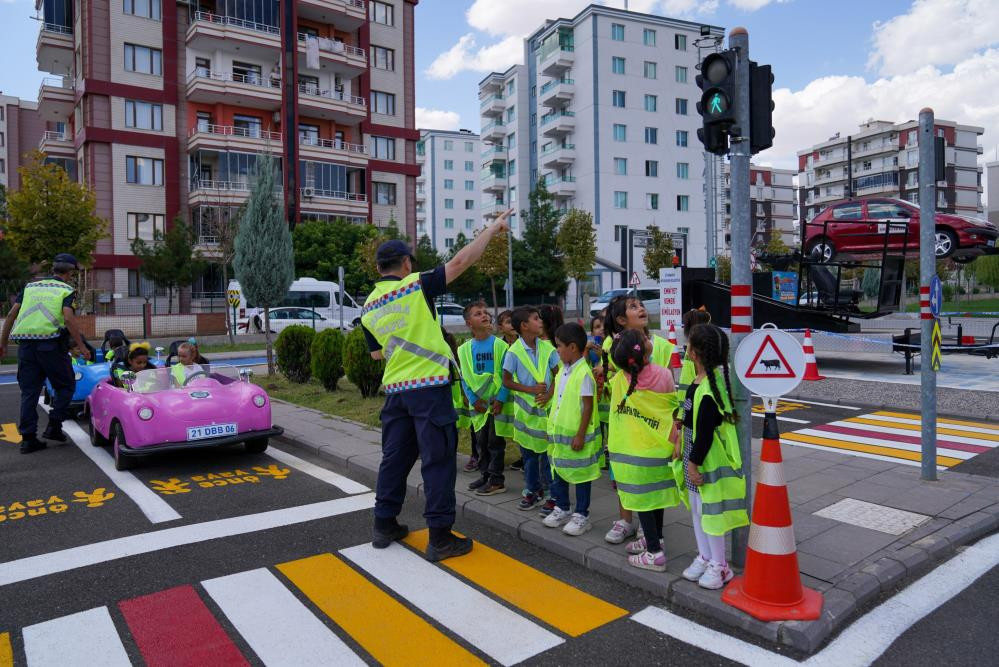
[1,422,22,443]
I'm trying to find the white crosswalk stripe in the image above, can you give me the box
[22,607,131,667]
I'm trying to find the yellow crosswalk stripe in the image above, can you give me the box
[781,432,963,467]
[846,417,999,442]
[403,529,627,637]
[277,553,484,667]
[873,411,999,433]
[0,632,12,667]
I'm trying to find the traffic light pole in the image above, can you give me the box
[918,108,937,481]
[728,27,752,568]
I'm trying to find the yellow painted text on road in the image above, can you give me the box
[0,489,115,524]
[752,401,806,415]
[0,424,21,444]
[148,466,291,495]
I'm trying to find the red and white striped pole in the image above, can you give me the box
[730,284,753,334]
[919,285,932,321]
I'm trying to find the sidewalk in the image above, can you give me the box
[270,399,999,654]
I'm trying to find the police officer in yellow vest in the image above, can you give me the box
[0,254,91,454]
[361,210,511,562]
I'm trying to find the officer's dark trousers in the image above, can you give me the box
[17,340,75,436]
[376,384,458,528]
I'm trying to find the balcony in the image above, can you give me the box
[36,22,73,75]
[540,111,575,137]
[187,12,279,55]
[298,0,367,31]
[38,130,73,157]
[540,46,574,77]
[539,78,574,108]
[187,124,282,154]
[480,93,504,117]
[479,74,504,96]
[299,136,368,166]
[297,33,366,74]
[297,84,366,122]
[37,76,75,122]
[541,143,575,169]
[481,120,506,143]
[813,170,845,186]
[481,145,507,164]
[547,176,576,198]
[416,188,426,201]
[189,179,253,207]
[186,70,281,110]
[481,170,507,193]
[481,200,508,218]
[814,150,847,167]
[851,141,897,159]
[300,187,368,217]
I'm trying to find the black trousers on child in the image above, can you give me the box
[638,508,665,553]
[474,415,506,485]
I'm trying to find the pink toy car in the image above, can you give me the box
[87,365,283,471]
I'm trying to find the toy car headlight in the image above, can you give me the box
[138,407,154,421]
[74,371,82,381]
[253,394,266,408]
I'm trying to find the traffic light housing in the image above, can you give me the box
[696,50,737,156]
[749,62,775,154]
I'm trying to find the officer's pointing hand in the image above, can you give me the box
[491,208,514,235]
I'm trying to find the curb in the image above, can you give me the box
[272,405,999,654]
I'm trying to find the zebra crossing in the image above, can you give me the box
[780,410,999,469]
[1,530,627,667]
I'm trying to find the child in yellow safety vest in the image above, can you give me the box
[496,309,523,472]
[542,323,600,536]
[674,308,713,423]
[677,323,749,589]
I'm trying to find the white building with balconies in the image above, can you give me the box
[416,129,482,254]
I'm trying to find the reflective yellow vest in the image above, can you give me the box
[676,357,695,420]
[457,336,509,432]
[547,360,600,484]
[170,363,204,387]
[598,333,674,423]
[361,273,455,394]
[10,278,73,340]
[507,337,555,453]
[452,382,471,430]
[607,370,680,512]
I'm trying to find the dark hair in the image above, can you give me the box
[682,308,712,338]
[589,315,603,333]
[687,323,738,424]
[538,304,564,341]
[376,256,408,274]
[610,329,649,413]
[463,300,488,321]
[554,322,587,353]
[127,346,149,362]
[497,309,512,324]
[601,295,644,374]
[511,306,538,335]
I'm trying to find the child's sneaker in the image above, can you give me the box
[682,555,710,582]
[510,458,524,471]
[542,506,571,528]
[604,519,635,544]
[538,498,557,517]
[563,513,592,536]
[625,536,648,555]
[698,562,734,590]
[628,550,666,572]
[467,477,488,492]
[475,481,505,496]
[518,492,542,511]
[463,457,479,473]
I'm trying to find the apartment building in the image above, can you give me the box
[987,161,998,226]
[718,163,797,250]
[479,5,721,297]
[0,94,45,190]
[415,129,481,254]
[797,118,984,224]
[33,0,417,302]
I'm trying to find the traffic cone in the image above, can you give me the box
[722,416,823,621]
[667,323,682,369]
[801,329,825,381]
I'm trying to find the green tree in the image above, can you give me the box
[6,151,106,270]
[512,179,566,299]
[861,268,880,299]
[977,256,999,291]
[642,225,675,281]
[293,218,380,296]
[446,233,485,300]
[715,255,732,284]
[557,209,596,315]
[130,217,207,314]
[477,226,509,317]
[414,234,442,272]
[758,230,793,272]
[233,153,294,376]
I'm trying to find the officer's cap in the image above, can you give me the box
[375,240,414,264]
[53,253,79,269]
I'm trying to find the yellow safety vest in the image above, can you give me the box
[547,360,600,484]
[507,337,555,453]
[361,273,455,394]
[10,278,73,340]
[676,357,695,420]
[457,336,509,432]
[607,370,681,512]
[598,333,674,423]
[452,382,471,430]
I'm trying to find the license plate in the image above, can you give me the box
[187,423,237,441]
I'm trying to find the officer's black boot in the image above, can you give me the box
[425,527,473,562]
[20,435,47,454]
[41,421,68,443]
[372,517,409,549]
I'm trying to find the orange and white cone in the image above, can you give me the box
[667,323,682,370]
[723,416,823,621]
[801,329,825,381]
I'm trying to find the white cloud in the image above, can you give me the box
[425,33,523,80]
[868,0,999,76]
[726,0,786,10]
[466,0,592,38]
[415,107,462,131]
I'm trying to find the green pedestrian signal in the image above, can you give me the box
[709,256,717,268]
[707,92,726,116]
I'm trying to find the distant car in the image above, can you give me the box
[804,198,998,263]
[87,366,283,471]
[589,288,660,318]
[237,307,350,334]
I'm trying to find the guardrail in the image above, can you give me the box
[192,11,278,35]
[41,23,73,35]
[541,110,575,125]
[297,32,365,59]
[192,180,251,192]
[40,76,73,89]
[297,84,365,107]
[300,137,367,153]
[190,124,282,141]
[301,188,367,202]
[540,78,574,94]
[42,130,68,141]
[188,70,281,89]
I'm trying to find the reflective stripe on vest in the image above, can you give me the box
[10,279,73,340]
[507,338,555,452]
[457,337,509,432]
[547,361,600,483]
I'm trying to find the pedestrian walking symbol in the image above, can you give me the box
[743,334,796,379]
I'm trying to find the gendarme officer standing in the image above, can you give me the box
[361,210,511,561]
[0,253,90,453]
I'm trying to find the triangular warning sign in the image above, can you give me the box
[744,334,797,379]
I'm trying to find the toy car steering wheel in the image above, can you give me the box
[182,370,210,387]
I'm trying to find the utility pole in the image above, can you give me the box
[705,152,716,262]
[918,108,937,481]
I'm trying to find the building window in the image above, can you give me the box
[444,159,454,170]
[371,45,395,71]
[124,0,161,20]
[677,195,689,211]
[675,34,687,50]
[370,0,393,25]
[646,193,659,210]
[675,98,688,115]
[643,28,656,46]
[645,160,658,177]
[444,218,454,229]
[0,158,4,174]
[124,100,162,130]
[612,56,625,74]
[372,136,396,159]
[444,199,454,209]
[126,212,164,241]
[464,180,474,191]
[445,238,455,249]
[644,127,658,144]
[676,130,688,147]
[506,106,516,122]
[124,43,162,75]
[614,191,628,208]
[508,133,516,149]
[643,61,657,79]
[465,199,475,210]
[371,90,396,115]
[464,160,474,171]
[611,23,624,41]
[232,61,262,84]
[506,80,514,96]
[614,158,627,175]
[508,159,516,175]
[234,114,262,138]
[465,218,475,230]
[373,182,396,205]
[613,124,626,141]
[465,141,474,152]
[644,95,658,112]
[675,66,687,83]
[439,139,452,151]
[677,162,689,179]
[444,179,454,190]
[125,156,163,185]
[612,90,626,107]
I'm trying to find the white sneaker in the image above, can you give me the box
[698,562,734,590]
[542,506,571,528]
[682,555,710,582]
[604,519,636,544]
[562,513,592,536]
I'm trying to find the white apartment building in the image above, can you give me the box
[480,5,722,299]
[797,118,984,224]
[718,164,797,251]
[416,128,481,253]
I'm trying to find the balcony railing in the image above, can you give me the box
[546,176,577,185]
[189,69,281,89]
[479,93,503,107]
[297,32,365,59]
[297,83,365,107]
[301,188,367,202]
[41,23,73,35]
[40,76,73,89]
[541,110,575,125]
[192,11,279,35]
[300,136,368,154]
[480,168,506,180]
[481,120,505,132]
[190,124,282,141]
[192,180,251,192]
[42,130,68,141]
[540,78,574,95]
[540,143,575,155]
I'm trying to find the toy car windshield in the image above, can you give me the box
[130,368,173,394]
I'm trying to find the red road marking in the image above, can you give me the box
[813,424,989,454]
[119,585,248,667]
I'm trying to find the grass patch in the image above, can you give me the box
[903,297,999,315]
[199,342,269,354]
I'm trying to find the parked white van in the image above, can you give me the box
[228,277,363,332]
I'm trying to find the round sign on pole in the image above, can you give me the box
[734,325,805,398]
